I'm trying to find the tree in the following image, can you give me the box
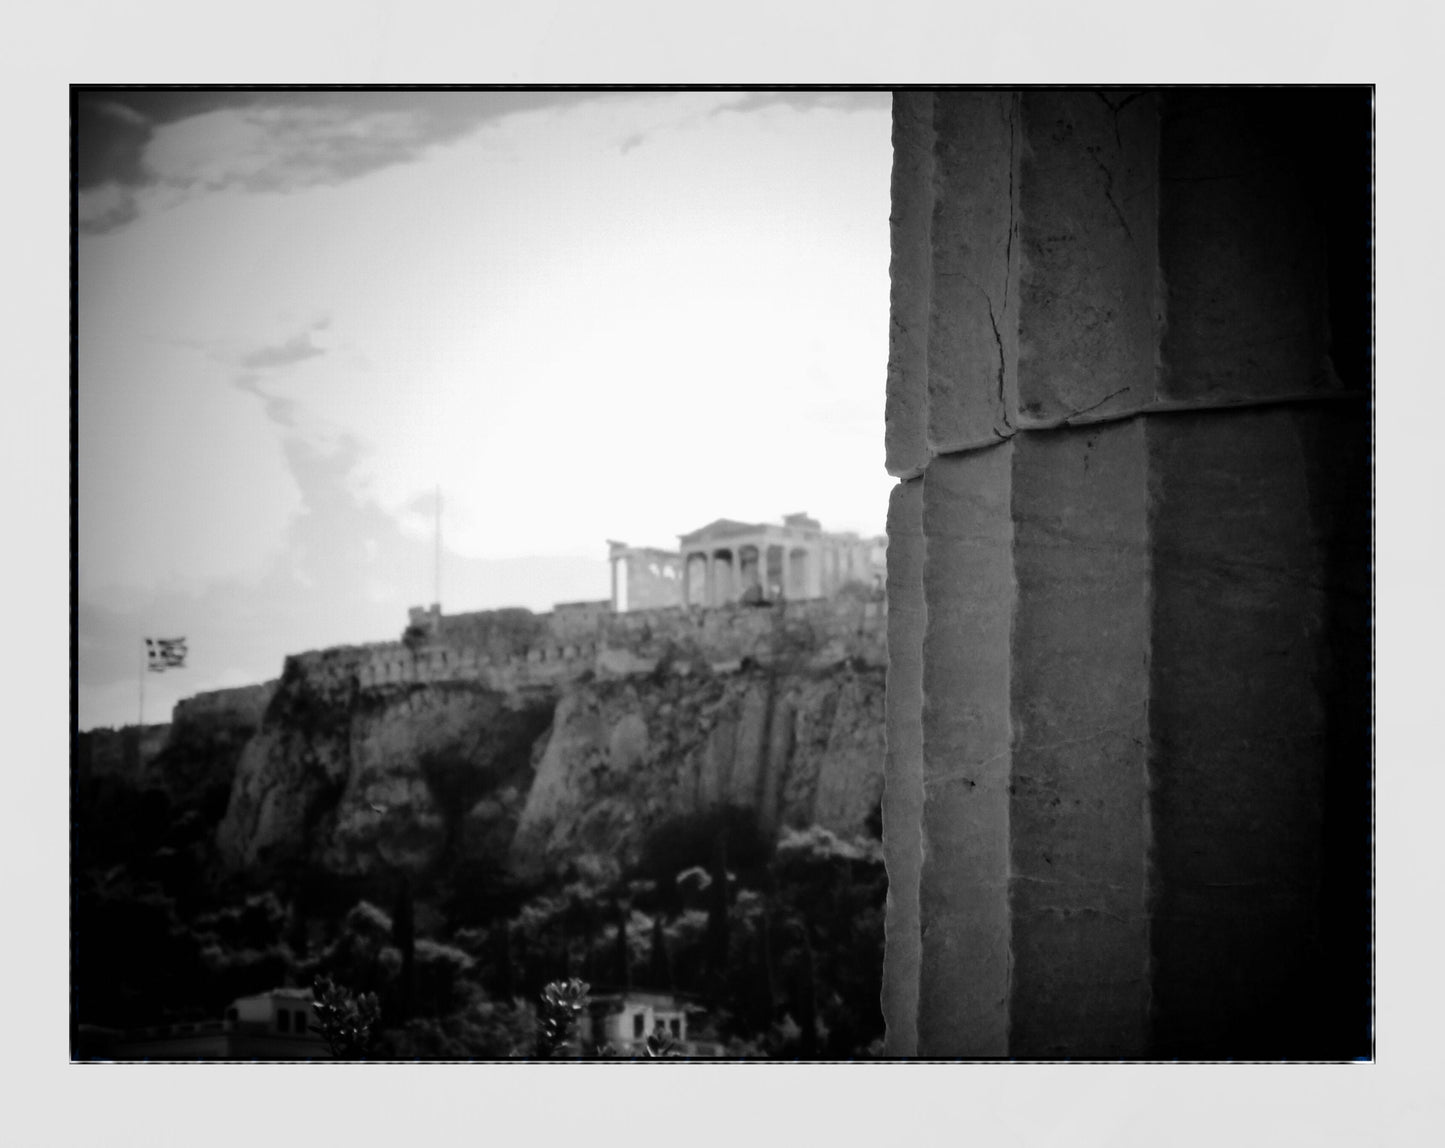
[392,874,416,1022]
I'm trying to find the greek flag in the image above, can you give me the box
[146,637,188,672]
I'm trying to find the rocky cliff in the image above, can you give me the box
[511,662,884,877]
[213,600,886,883]
[77,681,277,806]
[215,653,553,876]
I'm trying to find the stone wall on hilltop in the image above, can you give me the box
[280,596,884,695]
[172,681,278,733]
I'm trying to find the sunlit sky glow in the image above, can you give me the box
[77,89,895,729]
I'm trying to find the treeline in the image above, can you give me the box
[73,766,886,1058]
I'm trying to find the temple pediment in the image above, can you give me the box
[677,518,764,545]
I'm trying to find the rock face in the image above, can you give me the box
[214,604,887,882]
[510,663,885,877]
[216,650,554,876]
[76,682,277,806]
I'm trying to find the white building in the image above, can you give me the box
[577,990,723,1057]
[102,987,327,1060]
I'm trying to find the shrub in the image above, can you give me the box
[312,975,381,1059]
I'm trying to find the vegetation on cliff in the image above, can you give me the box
[73,627,888,1058]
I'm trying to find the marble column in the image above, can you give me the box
[881,89,1370,1059]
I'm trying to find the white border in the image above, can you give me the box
[9,2,1441,1145]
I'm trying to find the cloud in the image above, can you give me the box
[183,315,332,374]
[76,97,153,188]
[77,182,141,232]
[199,318,332,430]
[142,104,435,196]
[601,90,888,161]
[78,89,851,233]
[76,421,609,728]
[238,327,327,370]
[92,99,149,127]
[74,89,607,234]
[232,374,297,429]
[709,91,891,118]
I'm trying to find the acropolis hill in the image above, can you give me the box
[80,513,891,888]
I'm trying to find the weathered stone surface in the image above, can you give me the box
[881,478,923,1056]
[1158,91,1333,404]
[1007,422,1151,1057]
[1146,408,1334,1057]
[881,89,1370,1059]
[1017,91,1160,425]
[885,92,935,478]
[926,92,1020,454]
[918,447,1015,1057]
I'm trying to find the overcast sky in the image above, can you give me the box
[77,89,895,730]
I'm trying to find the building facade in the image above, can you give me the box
[100,988,326,1060]
[575,990,723,1057]
[606,541,684,613]
[609,513,885,613]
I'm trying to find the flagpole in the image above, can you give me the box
[138,637,146,728]
[435,484,442,610]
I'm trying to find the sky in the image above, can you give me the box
[77,89,895,730]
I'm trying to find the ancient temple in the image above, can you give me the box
[608,513,885,612]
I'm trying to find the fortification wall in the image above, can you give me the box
[172,681,279,730]
[76,724,171,783]
[286,597,888,695]
[551,600,614,641]
[431,606,548,658]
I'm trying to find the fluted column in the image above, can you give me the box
[881,89,1370,1059]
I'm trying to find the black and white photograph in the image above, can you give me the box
[19,7,1436,1140]
[75,86,900,1063]
[71,81,1373,1065]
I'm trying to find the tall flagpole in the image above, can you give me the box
[435,484,442,610]
[138,637,146,728]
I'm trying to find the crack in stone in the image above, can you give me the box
[923,748,1011,788]
[1000,96,1017,435]
[1005,97,1016,300]
[1096,90,1145,154]
[1086,145,1133,241]
[1012,874,1136,895]
[1096,91,1144,116]
[987,299,1007,414]
[936,265,1011,436]
[1016,721,1144,759]
[1062,385,1130,423]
